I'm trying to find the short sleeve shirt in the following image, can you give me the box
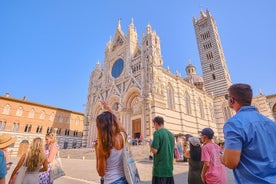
[223,106,276,184]
[0,150,7,179]
[151,128,175,177]
[201,142,227,184]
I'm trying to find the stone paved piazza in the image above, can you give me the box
[7,144,234,184]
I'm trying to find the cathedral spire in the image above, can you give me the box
[128,18,135,31]
[95,60,101,70]
[130,18,134,27]
[117,18,122,31]
[146,24,152,34]
[127,18,138,57]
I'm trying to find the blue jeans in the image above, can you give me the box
[110,177,127,184]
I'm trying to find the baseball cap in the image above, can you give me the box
[199,128,214,139]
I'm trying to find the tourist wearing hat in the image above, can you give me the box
[199,128,227,184]
[0,134,16,163]
[184,137,204,184]
[0,134,16,184]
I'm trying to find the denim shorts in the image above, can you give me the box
[104,177,127,184]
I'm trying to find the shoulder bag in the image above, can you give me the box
[50,152,65,182]
[120,132,140,184]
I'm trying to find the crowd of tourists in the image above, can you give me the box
[93,83,276,184]
[0,132,63,184]
[1,83,276,184]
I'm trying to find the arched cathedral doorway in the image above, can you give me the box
[132,118,141,139]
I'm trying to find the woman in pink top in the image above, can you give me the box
[200,128,227,184]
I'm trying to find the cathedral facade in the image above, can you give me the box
[83,9,276,148]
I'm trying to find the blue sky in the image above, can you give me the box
[0,1,275,113]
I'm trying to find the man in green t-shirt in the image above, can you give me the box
[151,116,175,184]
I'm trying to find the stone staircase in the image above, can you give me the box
[59,144,151,161]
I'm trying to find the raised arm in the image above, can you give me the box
[101,101,112,112]
[101,101,126,132]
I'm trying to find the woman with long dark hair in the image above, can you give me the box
[95,101,127,184]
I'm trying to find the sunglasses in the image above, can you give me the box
[224,94,235,100]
